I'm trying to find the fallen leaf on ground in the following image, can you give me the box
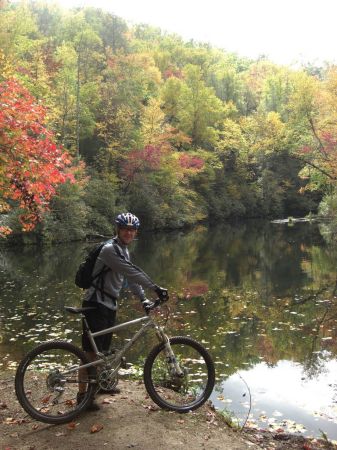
[65,399,75,407]
[41,394,52,404]
[90,423,104,433]
[142,404,159,411]
[67,422,77,430]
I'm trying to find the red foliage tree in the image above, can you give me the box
[0,79,75,235]
[121,145,163,182]
[178,154,204,171]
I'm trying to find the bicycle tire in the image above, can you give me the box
[15,340,97,424]
[143,336,215,413]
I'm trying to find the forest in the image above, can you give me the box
[1,0,337,243]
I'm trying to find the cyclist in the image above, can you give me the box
[77,212,168,409]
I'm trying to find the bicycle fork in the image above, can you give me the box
[155,328,184,377]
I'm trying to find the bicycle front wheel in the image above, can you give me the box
[15,341,96,424]
[143,336,215,413]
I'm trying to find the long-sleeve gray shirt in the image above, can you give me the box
[84,237,156,310]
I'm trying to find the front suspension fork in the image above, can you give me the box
[155,328,184,377]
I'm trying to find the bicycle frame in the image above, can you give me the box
[63,312,183,380]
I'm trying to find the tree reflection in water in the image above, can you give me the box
[0,220,337,438]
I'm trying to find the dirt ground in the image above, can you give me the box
[0,376,336,450]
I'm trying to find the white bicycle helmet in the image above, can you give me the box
[115,212,140,229]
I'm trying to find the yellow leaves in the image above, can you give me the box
[140,98,165,146]
[241,111,286,155]
[217,118,245,153]
[288,71,319,115]
[0,201,10,213]
[0,48,14,80]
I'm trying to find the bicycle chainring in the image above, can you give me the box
[97,369,119,391]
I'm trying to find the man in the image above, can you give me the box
[77,212,168,409]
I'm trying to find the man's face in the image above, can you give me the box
[117,226,137,245]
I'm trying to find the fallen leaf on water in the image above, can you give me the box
[90,423,103,433]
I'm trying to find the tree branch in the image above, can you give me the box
[308,116,329,160]
[290,153,337,181]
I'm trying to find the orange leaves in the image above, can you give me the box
[0,78,80,234]
[0,226,11,237]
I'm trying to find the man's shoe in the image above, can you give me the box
[76,392,100,411]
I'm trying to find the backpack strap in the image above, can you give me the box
[91,240,115,302]
[91,238,155,301]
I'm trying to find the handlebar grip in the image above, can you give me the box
[150,298,165,310]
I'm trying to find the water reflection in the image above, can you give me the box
[212,359,337,437]
[0,220,337,439]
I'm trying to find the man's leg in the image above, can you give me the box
[78,351,96,394]
[77,302,101,408]
[78,302,117,404]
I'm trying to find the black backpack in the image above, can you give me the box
[75,238,154,299]
[75,241,107,289]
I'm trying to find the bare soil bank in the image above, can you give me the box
[0,377,335,450]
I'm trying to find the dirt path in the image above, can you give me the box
[0,377,335,450]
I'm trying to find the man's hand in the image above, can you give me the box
[142,299,155,313]
[154,286,169,301]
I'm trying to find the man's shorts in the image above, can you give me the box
[81,300,116,352]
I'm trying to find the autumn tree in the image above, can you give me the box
[178,65,224,148]
[0,79,77,236]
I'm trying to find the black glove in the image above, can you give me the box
[142,299,155,312]
[154,286,169,301]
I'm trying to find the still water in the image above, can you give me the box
[0,220,336,439]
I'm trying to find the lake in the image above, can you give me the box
[0,220,336,440]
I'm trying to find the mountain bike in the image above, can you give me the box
[15,298,215,424]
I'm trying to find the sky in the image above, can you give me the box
[53,0,337,66]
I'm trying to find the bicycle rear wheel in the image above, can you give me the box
[143,336,215,412]
[15,341,96,424]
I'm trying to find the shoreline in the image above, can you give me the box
[0,375,335,449]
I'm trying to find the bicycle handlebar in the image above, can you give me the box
[145,296,169,314]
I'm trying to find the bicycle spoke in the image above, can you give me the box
[15,341,96,424]
[144,337,215,412]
